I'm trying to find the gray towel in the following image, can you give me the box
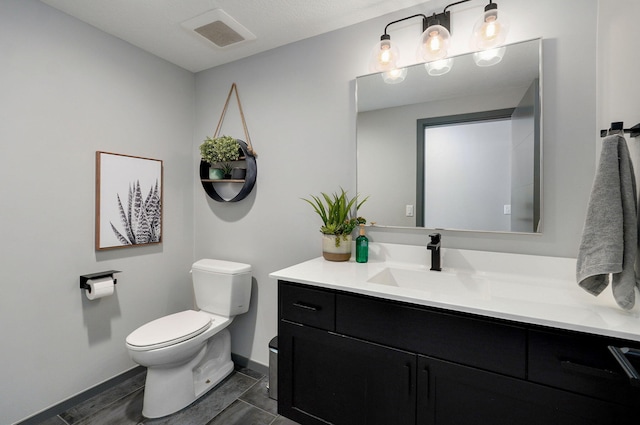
[577,134,639,310]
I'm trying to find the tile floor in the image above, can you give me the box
[35,367,299,425]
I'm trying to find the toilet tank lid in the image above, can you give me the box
[192,259,251,274]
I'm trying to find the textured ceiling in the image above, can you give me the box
[40,0,432,73]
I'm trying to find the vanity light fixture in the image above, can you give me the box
[418,13,451,62]
[369,0,511,81]
[369,33,400,72]
[370,12,455,81]
[471,1,510,51]
[471,1,510,65]
[369,14,427,73]
[369,4,459,81]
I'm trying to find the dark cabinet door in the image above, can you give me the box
[417,356,632,425]
[279,321,416,425]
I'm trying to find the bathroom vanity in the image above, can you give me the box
[270,244,640,425]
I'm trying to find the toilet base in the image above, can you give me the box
[142,328,234,418]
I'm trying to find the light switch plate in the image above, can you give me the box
[406,205,414,217]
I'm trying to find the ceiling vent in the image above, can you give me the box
[182,9,256,48]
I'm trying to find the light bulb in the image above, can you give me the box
[484,17,498,39]
[380,46,392,65]
[471,3,510,51]
[429,31,442,51]
[369,36,399,73]
[418,24,451,62]
[382,67,407,84]
[478,15,502,45]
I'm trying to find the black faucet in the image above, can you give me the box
[427,233,442,271]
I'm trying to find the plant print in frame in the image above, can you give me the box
[96,152,163,250]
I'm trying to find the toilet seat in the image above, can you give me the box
[126,310,212,351]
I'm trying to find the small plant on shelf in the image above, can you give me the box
[200,135,241,178]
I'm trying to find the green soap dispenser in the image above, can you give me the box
[356,224,369,263]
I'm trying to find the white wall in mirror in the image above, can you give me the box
[424,119,512,231]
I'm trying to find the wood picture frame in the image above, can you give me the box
[96,151,163,250]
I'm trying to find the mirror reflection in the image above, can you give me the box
[356,38,542,233]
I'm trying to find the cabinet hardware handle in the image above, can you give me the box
[405,363,412,394]
[608,346,640,387]
[422,366,430,399]
[292,302,320,312]
[559,360,620,380]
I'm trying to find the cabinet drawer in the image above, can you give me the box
[279,281,335,331]
[337,294,526,378]
[528,329,640,406]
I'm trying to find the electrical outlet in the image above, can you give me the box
[504,204,511,215]
[406,205,414,217]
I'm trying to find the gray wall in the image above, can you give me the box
[0,1,195,423]
[3,0,640,423]
[192,0,599,369]
[597,0,640,186]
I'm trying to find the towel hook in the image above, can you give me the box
[600,121,640,138]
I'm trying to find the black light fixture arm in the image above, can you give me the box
[383,13,428,37]
[443,0,473,14]
[378,0,493,44]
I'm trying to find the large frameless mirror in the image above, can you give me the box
[356,38,542,233]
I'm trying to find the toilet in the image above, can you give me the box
[125,259,252,418]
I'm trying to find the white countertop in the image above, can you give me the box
[270,243,640,342]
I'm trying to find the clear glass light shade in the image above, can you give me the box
[382,67,407,84]
[473,46,506,66]
[369,39,400,73]
[471,8,510,51]
[425,58,454,76]
[418,24,451,62]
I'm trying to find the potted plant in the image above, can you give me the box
[303,188,367,261]
[200,135,241,179]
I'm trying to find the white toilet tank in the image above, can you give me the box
[191,259,252,317]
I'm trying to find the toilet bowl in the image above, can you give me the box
[125,259,252,418]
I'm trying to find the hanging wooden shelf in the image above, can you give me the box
[199,83,257,203]
[200,139,257,202]
[201,179,246,183]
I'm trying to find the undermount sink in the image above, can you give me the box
[364,262,576,305]
[367,266,488,293]
[362,244,578,297]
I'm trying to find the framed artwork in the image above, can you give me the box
[96,151,163,250]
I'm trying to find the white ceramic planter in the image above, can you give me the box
[322,234,352,262]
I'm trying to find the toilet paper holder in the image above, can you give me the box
[80,270,121,292]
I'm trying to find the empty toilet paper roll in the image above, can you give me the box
[85,276,115,300]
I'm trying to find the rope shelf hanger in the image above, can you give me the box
[200,82,257,202]
[215,82,257,157]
